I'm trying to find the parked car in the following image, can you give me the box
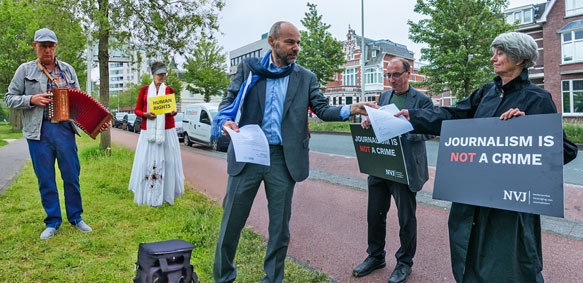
[114,112,127,128]
[174,112,184,142]
[183,103,229,151]
[133,116,142,134]
[123,114,138,132]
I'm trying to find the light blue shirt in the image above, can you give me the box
[262,57,350,145]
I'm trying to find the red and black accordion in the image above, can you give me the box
[48,88,113,139]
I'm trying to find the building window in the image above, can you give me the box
[364,68,382,85]
[346,96,353,105]
[562,30,583,63]
[562,80,583,114]
[566,0,583,17]
[343,68,356,86]
[505,8,533,25]
[332,97,337,105]
[339,97,343,105]
[372,50,377,57]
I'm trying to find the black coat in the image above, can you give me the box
[409,69,578,282]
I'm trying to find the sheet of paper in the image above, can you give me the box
[224,124,270,166]
[364,104,413,142]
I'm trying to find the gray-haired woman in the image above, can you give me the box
[396,32,578,282]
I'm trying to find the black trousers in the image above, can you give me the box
[366,175,417,267]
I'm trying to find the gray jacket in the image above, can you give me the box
[378,86,435,191]
[5,60,81,140]
[221,60,345,182]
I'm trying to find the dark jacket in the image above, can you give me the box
[220,59,344,182]
[378,86,434,191]
[409,69,578,283]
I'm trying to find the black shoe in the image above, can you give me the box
[388,262,412,283]
[352,256,386,277]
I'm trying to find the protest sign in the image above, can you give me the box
[350,124,409,185]
[434,114,564,217]
[148,94,177,115]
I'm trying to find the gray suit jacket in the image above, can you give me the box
[378,86,434,191]
[220,60,345,182]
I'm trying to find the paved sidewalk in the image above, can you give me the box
[0,138,29,195]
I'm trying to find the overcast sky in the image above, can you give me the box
[216,0,545,62]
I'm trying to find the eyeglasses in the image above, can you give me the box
[384,71,407,79]
[37,44,57,50]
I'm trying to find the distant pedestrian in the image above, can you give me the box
[128,61,184,207]
[212,21,375,283]
[5,28,109,239]
[395,32,578,282]
[356,57,434,283]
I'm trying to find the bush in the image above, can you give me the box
[564,123,583,144]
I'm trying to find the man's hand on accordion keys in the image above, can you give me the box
[30,93,53,106]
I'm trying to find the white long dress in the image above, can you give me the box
[129,127,185,206]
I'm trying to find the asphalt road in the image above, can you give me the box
[309,133,583,187]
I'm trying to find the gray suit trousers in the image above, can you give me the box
[213,145,295,283]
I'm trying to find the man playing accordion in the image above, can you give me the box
[6,28,108,239]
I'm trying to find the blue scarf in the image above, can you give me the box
[211,50,295,140]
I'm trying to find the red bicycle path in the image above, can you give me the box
[112,128,583,283]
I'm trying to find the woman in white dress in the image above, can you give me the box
[128,61,184,206]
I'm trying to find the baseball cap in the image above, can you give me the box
[34,28,58,43]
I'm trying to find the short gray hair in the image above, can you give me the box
[490,32,539,69]
[269,21,293,39]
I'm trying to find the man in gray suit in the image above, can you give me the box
[353,58,434,283]
[213,21,374,283]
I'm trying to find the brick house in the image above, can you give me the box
[505,0,583,118]
[323,27,431,106]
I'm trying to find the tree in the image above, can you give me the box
[297,2,346,91]
[166,69,184,104]
[0,0,87,130]
[408,0,514,100]
[73,0,224,149]
[183,36,230,102]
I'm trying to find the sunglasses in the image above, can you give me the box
[384,70,407,79]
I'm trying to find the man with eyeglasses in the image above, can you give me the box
[352,57,434,283]
[6,28,101,239]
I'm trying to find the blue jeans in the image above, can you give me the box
[27,121,83,229]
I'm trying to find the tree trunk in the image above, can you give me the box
[98,0,111,150]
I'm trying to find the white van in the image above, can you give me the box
[182,103,229,151]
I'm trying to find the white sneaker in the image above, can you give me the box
[40,227,57,239]
[75,221,93,232]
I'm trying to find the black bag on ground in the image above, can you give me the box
[134,239,199,283]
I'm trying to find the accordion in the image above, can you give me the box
[48,88,113,139]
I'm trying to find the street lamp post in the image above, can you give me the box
[361,0,365,105]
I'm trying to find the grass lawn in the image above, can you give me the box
[0,136,328,282]
[308,120,350,132]
[0,121,23,147]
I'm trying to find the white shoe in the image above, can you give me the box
[40,227,57,239]
[75,221,93,232]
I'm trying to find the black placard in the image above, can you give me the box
[350,124,409,185]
